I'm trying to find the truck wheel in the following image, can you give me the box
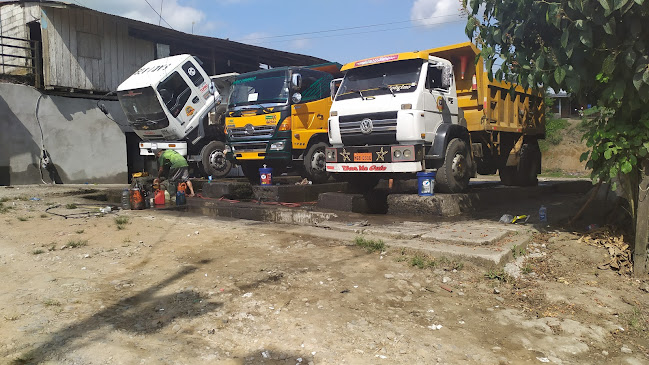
[201,141,232,178]
[436,138,471,193]
[303,142,330,184]
[499,166,517,186]
[240,163,260,185]
[517,143,541,186]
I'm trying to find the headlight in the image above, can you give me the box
[403,149,412,158]
[270,141,286,151]
[394,150,402,159]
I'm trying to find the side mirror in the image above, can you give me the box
[291,73,302,89]
[330,78,342,101]
[442,66,453,89]
[208,81,217,95]
[291,92,302,104]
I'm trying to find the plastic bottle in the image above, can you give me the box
[164,189,171,205]
[121,189,130,210]
[539,205,547,223]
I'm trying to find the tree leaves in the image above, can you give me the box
[554,66,567,84]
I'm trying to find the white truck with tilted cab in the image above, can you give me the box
[117,54,237,177]
[326,42,545,192]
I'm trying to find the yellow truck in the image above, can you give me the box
[325,42,545,192]
[224,64,341,183]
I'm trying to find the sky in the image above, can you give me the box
[62,0,472,65]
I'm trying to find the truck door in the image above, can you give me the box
[424,58,458,128]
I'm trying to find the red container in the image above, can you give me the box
[154,189,165,206]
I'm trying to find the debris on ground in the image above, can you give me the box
[578,229,632,275]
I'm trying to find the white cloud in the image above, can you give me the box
[238,32,271,46]
[288,38,310,50]
[410,0,461,28]
[78,0,208,34]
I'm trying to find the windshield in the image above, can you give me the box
[336,59,423,101]
[118,87,169,130]
[229,70,289,108]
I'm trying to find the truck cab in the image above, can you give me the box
[117,55,235,177]
[224,64,340,183]
[326,51,471,191]
[326,43,544,193]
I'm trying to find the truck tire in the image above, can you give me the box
[498,142,540,186]
[240,162,260,185]
[517,142,541,186]
[303,142,330,184]
[201,141,232,178]
[435,138,471,193]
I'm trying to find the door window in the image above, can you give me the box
[157,71,192,117]
[182,61,204,86]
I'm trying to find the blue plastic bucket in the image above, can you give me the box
[417,171,436,196]
[259,166,273,185]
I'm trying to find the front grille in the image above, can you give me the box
[232,142,267,152]
[339,111,398,145]
[229,125,275,139]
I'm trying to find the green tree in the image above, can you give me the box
[463,0,649,274]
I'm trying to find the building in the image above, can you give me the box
[0,1,330,185]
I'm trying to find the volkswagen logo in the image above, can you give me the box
[359,118,373,135]
[244,124,255,135]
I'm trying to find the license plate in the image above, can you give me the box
[354,153,372,162]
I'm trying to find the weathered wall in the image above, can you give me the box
[0,82,129,185]
[41,5,155,92]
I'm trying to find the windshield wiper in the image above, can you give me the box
[347,89,365,100]
[379,85,396,97]
[255,104,273,113]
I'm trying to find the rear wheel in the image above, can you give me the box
[302,142,330,184]
[200,141,232,178]
[498,142,540,186]
[436,138,471,193]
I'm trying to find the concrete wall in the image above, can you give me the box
[0,82,129,185]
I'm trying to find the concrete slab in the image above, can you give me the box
[252,182,347,203]
[318,192,369,213]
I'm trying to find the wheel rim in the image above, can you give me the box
[451,153,467,180]
[208,150,227,171]
[310,149,326,172]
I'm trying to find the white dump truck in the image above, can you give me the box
[326,42,545,192]
[116,55,237,177]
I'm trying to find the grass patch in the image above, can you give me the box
[410,254,436,269]
[625,306,649,335]
[75,229,84,234]
[511,245,527,259]
[354,236,385,253]
[17,216,29,221]
[521,264,533,275]
[0,203,13,214]
[65,203,78,209]
[43,299,61,307]
[484,268,511,282]
[40,213,48,218]
[66,239,88,248]
[32,249,44,255]
[115,216,130,230]
[0,197,9,203]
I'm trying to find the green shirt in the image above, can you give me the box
[158,150,188,169]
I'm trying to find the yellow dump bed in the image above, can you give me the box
[424,42,544,135]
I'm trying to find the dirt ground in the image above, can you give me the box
[1,186,649,365]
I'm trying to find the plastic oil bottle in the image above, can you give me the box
[539,205,547,223]
[121,188,130,210]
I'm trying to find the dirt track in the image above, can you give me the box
[1,186,648,364]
